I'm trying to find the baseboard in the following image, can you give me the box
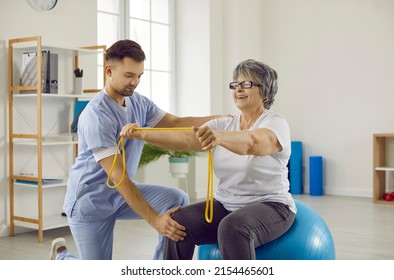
[324,187,372,198]
[0,224,9,237]
[303,185,373,198]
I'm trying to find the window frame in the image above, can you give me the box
[97,0,176,113]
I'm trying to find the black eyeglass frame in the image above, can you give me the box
[229,81,262,90]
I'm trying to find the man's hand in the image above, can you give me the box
[150,206,187,241]
[120,123,144,140]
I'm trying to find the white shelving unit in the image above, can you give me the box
[8,35,106,242]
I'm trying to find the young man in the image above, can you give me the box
[50,39,223,260]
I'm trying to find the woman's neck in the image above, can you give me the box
[240,107,265,130]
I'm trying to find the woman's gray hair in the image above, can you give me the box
[232,59,278,109]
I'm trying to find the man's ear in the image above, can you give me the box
[105,64,113,77]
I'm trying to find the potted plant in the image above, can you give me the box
[139,142,200,178]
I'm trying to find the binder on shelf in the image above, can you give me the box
[15,178,64,185]
[20,50,58,93]
[71,100,89,133]
[16,172,64,185]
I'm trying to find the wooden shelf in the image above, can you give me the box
[12,92,97,99]
[373,134,394,204]
[14,179,67,189]
[8,35,105,242]
[14,215,68,230]
[375,167,394,171]
[13,139,78,146]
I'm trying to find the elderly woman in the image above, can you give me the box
[121,59,296,260]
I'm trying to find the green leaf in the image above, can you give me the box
[138,143,200,168]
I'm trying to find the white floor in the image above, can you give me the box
[1,194,394,260]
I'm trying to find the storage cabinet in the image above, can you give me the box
[8,36,106,242]
[373,133,394,204]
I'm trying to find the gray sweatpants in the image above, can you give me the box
[164,199,295,260]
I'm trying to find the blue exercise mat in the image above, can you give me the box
[289,141,303,194]
[310,155,323,196]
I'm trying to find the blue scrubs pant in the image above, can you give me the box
[56,183,189,260]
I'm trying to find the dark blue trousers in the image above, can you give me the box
[164,199,295,260]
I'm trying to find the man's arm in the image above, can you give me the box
[121,123,203,152]
[99,155,186,241]
[154,112,228,128]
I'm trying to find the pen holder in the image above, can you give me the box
[74,77,84,95]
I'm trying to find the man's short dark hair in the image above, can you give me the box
[106,39,146,62]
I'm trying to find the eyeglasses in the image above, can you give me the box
[229,81,261,90]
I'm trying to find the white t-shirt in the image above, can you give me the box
[205,110,296,213]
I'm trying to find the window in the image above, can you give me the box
[97,0,174,112]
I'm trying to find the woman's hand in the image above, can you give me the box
[193,126,222,151]
[120,123,144,140]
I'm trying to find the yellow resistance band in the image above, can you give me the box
[205,150,213,223]
[106,127,214,223]
[106,137,126,189]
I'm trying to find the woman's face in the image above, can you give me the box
[231,75,263,111]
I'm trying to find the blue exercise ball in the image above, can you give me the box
[198,199,335,260]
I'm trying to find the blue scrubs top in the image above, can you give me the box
[63,90,165,221]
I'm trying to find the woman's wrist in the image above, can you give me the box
[216,131,224,146]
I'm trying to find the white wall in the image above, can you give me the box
[253,0,394,197]
[0,0,97,237]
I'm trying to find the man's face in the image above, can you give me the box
[107,57,144,97]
